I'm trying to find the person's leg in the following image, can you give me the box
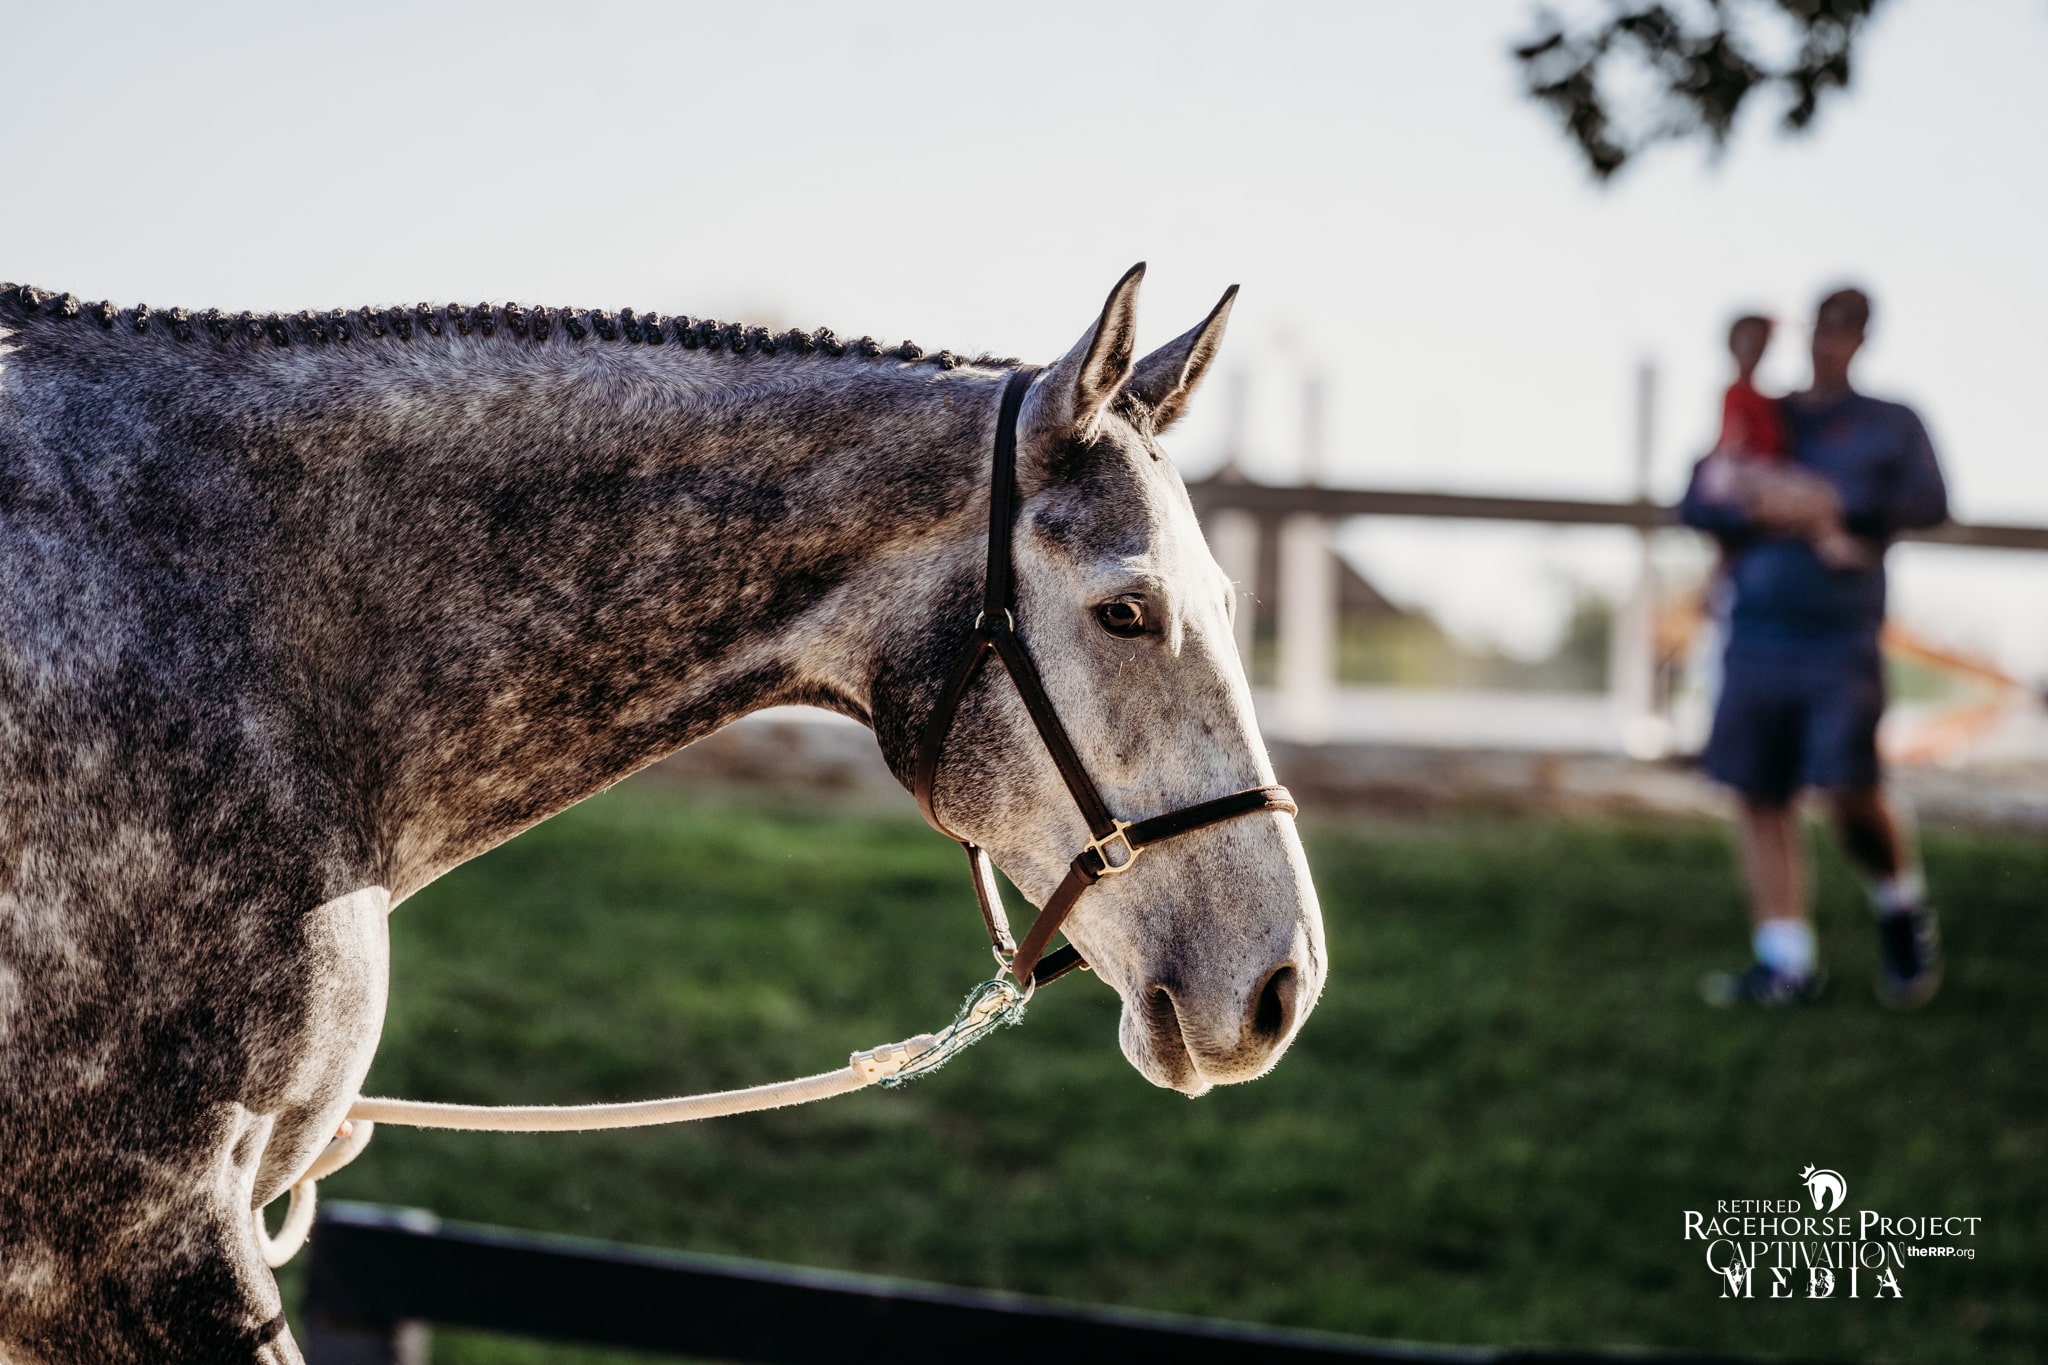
[1699,650,1822,1004]
[1825,782,1911,887]
[1736,795,1818,984]
[1825,783,1940,1007]
[1808,648,1940,1008]
[1737,795,1806,924]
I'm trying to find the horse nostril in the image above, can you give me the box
[1251,963,1298,1044]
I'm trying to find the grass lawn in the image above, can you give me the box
[303,781,2046,1364]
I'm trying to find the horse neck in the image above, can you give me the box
[12,315,1008,894]
[346,354,1004,892]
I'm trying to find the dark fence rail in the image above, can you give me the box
[301,1202,1845,1365]
[1184,482,2048,552]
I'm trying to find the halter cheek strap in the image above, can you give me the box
[912,366,1297,989]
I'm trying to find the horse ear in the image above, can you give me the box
[1030,263,1145,440]
[1125,284,1237,433]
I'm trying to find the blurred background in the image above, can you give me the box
[7,2,2042,1361]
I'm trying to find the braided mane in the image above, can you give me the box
[0,283,1016,372]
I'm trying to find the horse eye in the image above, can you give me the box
[1095,596,1148,638]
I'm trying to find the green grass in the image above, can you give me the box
[306,784,2047,1364]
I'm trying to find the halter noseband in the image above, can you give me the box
[912,366,1297,990]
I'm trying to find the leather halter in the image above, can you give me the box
[912,366,1297,989]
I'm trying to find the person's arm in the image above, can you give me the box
[1841,409,1949,538]
[1679,453,1753,538]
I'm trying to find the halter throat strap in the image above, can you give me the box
[912,366,1296,988]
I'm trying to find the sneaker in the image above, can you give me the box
[1875,907,1942,1010]
[1700,961,1828,1008]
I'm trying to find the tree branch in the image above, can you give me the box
[1513,0,1889,181]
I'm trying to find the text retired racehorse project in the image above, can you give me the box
[0,265,1326,1362]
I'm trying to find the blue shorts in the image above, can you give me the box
[1701,642,1885,802]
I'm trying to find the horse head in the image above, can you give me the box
[906,266,1326,1095]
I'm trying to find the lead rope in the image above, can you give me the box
[254,973,1030,1267]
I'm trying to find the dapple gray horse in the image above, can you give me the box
[0,266,1325,1362]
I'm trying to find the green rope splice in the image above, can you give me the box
[878,975,1029,1088]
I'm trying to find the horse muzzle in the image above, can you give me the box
[1119,939,1322,1096]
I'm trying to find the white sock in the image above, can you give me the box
[1871,869,1925,918]
[1753,920,1817,980]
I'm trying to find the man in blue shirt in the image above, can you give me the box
[1680,287,1948,1009]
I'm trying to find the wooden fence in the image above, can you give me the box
[300,1202,1847,1365]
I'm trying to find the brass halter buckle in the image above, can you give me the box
[1083,820,1143,876]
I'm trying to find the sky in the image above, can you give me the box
[6,0,2044,673]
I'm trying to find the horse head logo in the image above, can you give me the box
[1801,1164,1847,1212]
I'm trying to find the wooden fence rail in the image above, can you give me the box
[1185,483,2048,551]
[1182,479,2048,751]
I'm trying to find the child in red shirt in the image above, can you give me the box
[1717,315,1787,461]
[1699,315,1870,570]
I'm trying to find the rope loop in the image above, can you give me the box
[254,1118,377,1267]
[878,974,1029,1089]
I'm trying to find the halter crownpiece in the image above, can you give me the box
[913,366,1298,988]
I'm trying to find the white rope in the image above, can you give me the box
[348,1057,886,1131]
[256,1181,318,1268]
[254,1113,378,1267]
[254,976,1028,1265]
